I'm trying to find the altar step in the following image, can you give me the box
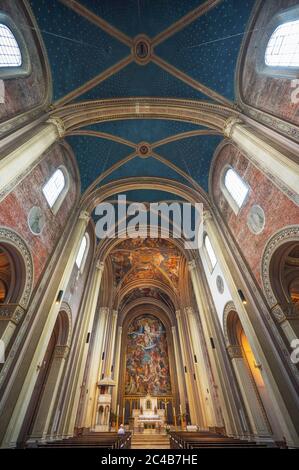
[131,433,170,449]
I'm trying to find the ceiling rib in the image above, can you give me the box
[54,55,133,107]
[58,0,133,47]
[152,54,232,107]
[152,129,221,149]
[152,0,224,46]
[55,0,231,108]
[67,130,136,148]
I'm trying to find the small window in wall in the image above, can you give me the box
[42,167,69,214]
[0,13,31,79]
[265,19,299,68]
[204,234,217,271]
[223,168,249,213]
[0,24,22,67]
[76,234,88,270]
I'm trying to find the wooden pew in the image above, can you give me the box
[27,432,131,449]
[169,432,267,449]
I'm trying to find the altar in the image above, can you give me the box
[132,395,165,430]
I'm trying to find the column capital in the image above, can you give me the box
[184,306,194,317]
[203,210,213,223]
[188,259,196,272]
[175,310,181,319]
[79,210,90,222]
[99,307,109,316]
[112,310,118,318]
[227,345,243,359]
[47,116,66,138]
[223,116,242,139]
[54,345,70,359]
[96,261,105,272]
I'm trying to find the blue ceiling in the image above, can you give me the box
[29,0,256,199]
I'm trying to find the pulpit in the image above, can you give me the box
[94,377,115,431]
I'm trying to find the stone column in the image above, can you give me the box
[171,326,186,413]
[103,310,118,379]
[2,211,90,447]
[59,260,105,437]
[175,310,200,425]
[80,305,109,429]
[203,210,299,446]
[227,346,270,438]
[188,258,242,435]
[224,118,299,204]
[0,118,64,202]
[111,326,122,414]
[184,306,216,428]
[30,345,70,440]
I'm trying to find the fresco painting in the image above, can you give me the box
[125,315,172,396]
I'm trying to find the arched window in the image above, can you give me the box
[223,168,249,211]
[204,234,217,271]
[0,13,30,79]
[76,234,88,270]
[42,167,68,213]
[265,19,299,68]
[0,23,22,67]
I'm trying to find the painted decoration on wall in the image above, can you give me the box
[247,205,265,235]
[110,239,181,288]
[28,206,45,235]
[216,275,224,294]
[125,315,172,396]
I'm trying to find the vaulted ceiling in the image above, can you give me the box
[29,0,256,198]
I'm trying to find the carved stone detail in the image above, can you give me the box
[99,307,109,316]
[54,345,70,359]
[0,227,34,308]
[184,306,194,316]
[0,304,26,325]
[223,117,243,139]
[261,226,299,308]
[96,261,105,272]
[203,210,212,222]
[188,260,196,272]
[47,117,66,138]
[79,210,90,222]
[227,345,243,359]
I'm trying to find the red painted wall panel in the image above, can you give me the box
[0,143,78,286]
[211,142,299,286]
[240,0,299,126]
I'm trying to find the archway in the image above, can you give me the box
[262,226,299,340]
[0,229,33,350]
[269,241,299,327]
[224,304,272,439]
[26,306,72,441]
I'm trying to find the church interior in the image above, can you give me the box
[0,0,299,450]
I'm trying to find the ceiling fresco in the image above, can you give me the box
[119,287,175,312]
[29,0,256,196]
[110,238,181,288]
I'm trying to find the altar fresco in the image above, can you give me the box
[125,315,172,396]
